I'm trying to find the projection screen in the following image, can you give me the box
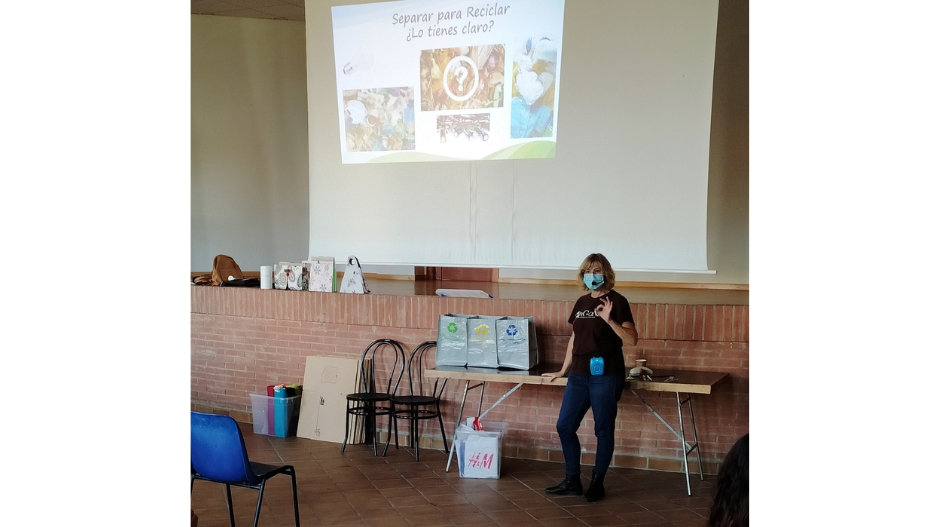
[332,0,565,163]
[307,0,719,273]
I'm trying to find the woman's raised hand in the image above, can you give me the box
[595,296,612,322]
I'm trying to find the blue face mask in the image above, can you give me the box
[583,273,604,290]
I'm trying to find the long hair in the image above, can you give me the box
[707,433,749,527]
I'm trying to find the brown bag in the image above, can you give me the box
[211,255,243,286]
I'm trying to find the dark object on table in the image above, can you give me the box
[220,278,260,287]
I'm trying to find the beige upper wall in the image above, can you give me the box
[191,15,309,272]
[705,0,748,284]
[191,0,747,283]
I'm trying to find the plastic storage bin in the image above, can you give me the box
[249,394,301,437]
[454,421,509,479]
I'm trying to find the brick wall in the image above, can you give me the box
[191,287,748,475]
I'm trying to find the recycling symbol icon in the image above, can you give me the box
[506,324,518,336]
[447,322,458,333]
[475,323,489,335]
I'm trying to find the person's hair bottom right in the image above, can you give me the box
[707,433,748,527]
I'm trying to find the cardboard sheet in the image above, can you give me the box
[296,356,363,444]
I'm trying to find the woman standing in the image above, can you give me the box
[542,253,638,502]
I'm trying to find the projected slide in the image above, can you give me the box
[332,0,565,164]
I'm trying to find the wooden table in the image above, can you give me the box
[425,365,728,495]
[626,370,728,495]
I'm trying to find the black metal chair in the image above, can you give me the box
[190,411,300,527]
[391,341,449,461]
[342,338,406,456]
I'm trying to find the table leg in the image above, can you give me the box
[631,390,696,452]
[444,381,523,472]
[446,380,483,472]
[479,383,524,420]
[675,393,691,495]
[686,394,705,481]
[632,389,701,495]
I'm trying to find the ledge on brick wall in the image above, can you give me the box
[191,277,748,305]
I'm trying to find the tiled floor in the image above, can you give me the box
[191,422,715,527]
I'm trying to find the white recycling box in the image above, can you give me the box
[455,421,509,479]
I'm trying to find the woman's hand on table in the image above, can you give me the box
[541,371,564,381]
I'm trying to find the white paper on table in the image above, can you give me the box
[435,289,492,298]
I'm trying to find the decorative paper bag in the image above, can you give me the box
[287,263,308,291]
[436,314,475,367]
[467,316,504,368]
[305,257,336,293]
[496,317,539,370]
[339,256,369,294]
[274,262,291,290]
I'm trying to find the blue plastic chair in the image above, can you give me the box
[190,411,300,527]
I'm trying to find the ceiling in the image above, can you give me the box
[191,0,306,21]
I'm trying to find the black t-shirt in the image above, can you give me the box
[567,289,635,376]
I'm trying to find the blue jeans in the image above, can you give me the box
[556,374,624,477]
